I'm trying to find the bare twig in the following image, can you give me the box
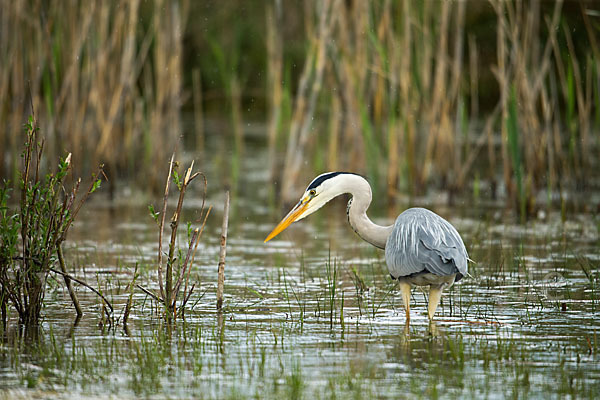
[136,284,163,304]
[216,191,230,310]
[123,263,139,327]
[195,173,208,224]
[171,228,200,307]
[184,205,212,302]
[179,283,196,317]
[165,161,199,319]
[192,68,205,152]
[57,245,82,317]
[72,165,103,219]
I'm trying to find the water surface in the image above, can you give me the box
[1,144,599,399]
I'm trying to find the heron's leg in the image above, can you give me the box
[399,281,411,322]
[428,320,440,337]
[428,285,444,320]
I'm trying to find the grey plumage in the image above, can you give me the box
[385,207,468,281]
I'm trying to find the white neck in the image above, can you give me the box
[340,175,393,249]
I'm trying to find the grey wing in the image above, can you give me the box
[385,208,468,280]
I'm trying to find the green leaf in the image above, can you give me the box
[90,179,102,194]
[148,204,160,224]
[172,169,182,190]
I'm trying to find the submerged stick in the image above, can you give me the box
[216,191,230,310]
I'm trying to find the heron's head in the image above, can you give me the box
[264,172,363,242]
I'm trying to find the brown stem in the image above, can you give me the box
[165,161,199,318]
[179,283,196,316]
[49,267,113,313]
[61,164,105,242]
[216,191,230,310]
[123,263,139,328]
[184,205,211,303]
[171,228,199,307]
[136,284,162,304]
[57,244,82,317]
[157,154,175,301]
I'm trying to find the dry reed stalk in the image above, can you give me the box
[230,76,244,159]
[540,77,557,195]
[326,94,341,171]
[563,22,590,179]
[397,0,416,195]
[216,191,230,311]
[423,0,451,182]
[281,0,334,204]
[456,105,501,190]
[468,35,479,121]
[379,0,399,199]
[386,120,400,201]
[266,4,283,181]
[492,0,514,203]
[192,68,205,153]
[332,0,367,174]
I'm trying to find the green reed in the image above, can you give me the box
[506,86,526,223]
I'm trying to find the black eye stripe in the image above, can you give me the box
[307,172,343,190]
[306,172,362,190]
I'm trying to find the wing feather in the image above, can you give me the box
[385,208,468,280]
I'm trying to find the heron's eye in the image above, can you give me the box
[309,189,316,197]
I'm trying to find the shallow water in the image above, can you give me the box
[1,144,599,399]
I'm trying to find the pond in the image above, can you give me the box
[1,141,599,399]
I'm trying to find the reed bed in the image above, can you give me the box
[269,0,600,216]
[0,0,187,191]
[1,1,598,217]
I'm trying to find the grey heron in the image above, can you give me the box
[264,172,469,323]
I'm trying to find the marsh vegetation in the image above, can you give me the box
[1,0,599,398]
[1,148,599,398]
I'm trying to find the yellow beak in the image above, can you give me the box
[264,199,310,243]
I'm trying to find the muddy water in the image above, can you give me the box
[1,144,599,398]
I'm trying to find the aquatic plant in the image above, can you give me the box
[0,115,103,330]
[143,155,211,321]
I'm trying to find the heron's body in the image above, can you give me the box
[265,172,469,323]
